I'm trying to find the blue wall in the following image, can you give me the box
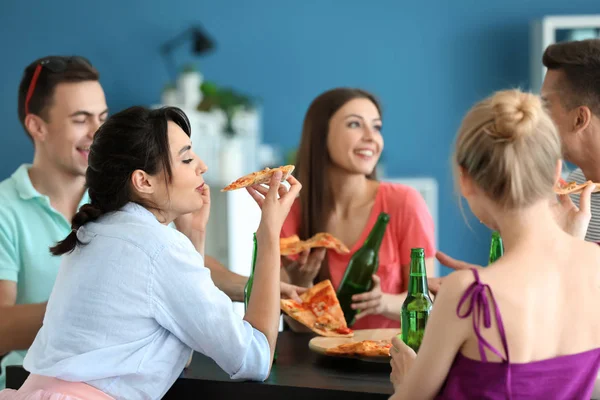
[1,0,599,272]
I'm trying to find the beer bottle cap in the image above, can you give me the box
[411,248,425,256]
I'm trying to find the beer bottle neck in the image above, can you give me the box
[363,214,389,252]
[407,256,428,294]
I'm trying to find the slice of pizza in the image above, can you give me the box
[324,342,363,356]
[306,233,350,254]
[279,233,350,256]
[280,235,300,245]
[280,279,353,337]
[280,238,305,257]
[554,178,600,195]
[359,340,393,357]
[325,340,393,357]
[221,165,295,192]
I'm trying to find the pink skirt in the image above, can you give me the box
[0,374,114,400]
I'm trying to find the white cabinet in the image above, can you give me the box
[530,15,600,93]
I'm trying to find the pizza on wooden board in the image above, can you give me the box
[221,165,295,192]
[325,339,393,358]
[554,178,600,195]
[280,233,350,256]
[280,280,353,337]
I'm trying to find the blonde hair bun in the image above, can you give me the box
[491,89,542,141]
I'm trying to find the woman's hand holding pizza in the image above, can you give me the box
[280,281,307,303]
[281,248,327,288]
[552,183,595,240]
[246,171,302,236]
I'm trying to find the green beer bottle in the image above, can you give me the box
[488,231,504,264]
[337,212,390,326]
[400,248,433,353]
[243,232,258,311]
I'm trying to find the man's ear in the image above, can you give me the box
[573,105,592,134]
[24,114,48,142]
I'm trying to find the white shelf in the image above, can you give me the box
[530,15,600,93]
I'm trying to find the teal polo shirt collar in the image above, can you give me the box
[11,164,90,211]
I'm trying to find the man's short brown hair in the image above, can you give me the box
[542,39,600,115]
[17,56,100,139]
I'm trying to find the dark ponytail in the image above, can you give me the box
[49,106,191,257]
[50,204,104,255]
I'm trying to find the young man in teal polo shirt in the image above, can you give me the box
[0,56,107,389]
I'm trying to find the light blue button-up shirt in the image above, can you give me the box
[23,202,270,400]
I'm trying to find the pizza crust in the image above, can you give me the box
[221,165,295,192]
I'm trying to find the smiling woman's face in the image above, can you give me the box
[326,98,383,175]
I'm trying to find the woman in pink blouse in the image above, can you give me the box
[281,88,436,330]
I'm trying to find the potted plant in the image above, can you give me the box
[197,81,257,183]
[198,81,254,136]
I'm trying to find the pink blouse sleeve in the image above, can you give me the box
[398,187,436,266]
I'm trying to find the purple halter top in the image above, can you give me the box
[435,269,600,399]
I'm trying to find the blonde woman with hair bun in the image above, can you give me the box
[388,89,600,399]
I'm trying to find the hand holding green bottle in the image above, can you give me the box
[351,274,385,320]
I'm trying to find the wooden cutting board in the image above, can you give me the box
[308,328,400,362]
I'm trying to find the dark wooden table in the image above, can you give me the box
[8,332,394,399]
[168,332,394,399]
